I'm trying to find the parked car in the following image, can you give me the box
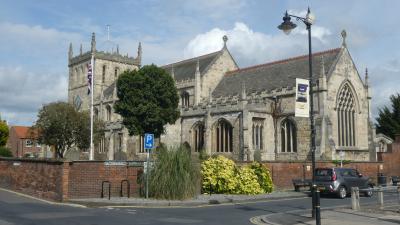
[315,167,373,199]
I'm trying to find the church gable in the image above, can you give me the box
[162,51,221,82]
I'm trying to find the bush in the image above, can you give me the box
[250,162,274,193]
[148,145,199,200]
[201,155,237,194]
[201,155,274,195]
[0,146,12,157]
[235,166,263,194]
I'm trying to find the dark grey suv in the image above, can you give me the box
[315,168,373,199]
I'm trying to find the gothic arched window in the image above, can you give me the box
[213,119,233,152]
[337,84,356,147]
[102,65,106,83]
[192,122,205,152]
[94,108,99,120]
[281,119,297,152]
[181,91,190,108]
[252,119,264,150]
[106,105,112,121]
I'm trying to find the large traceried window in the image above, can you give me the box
[181,91,190,108]
[252,119,264,150]
[213,119,233,152]
[281,119,297,152]
[337,84,356,147]
[192,122,205,152]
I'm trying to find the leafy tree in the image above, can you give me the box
[0,146,12,157]
[34,102,104,158]
[0,120,9,146]
[114,64,180,137]
[376,93,400,139]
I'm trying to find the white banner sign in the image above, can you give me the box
[295,78,310,118]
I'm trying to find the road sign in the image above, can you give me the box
[144,133,154,149]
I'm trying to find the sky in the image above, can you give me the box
[0,0,399,126]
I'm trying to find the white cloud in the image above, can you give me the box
[369,62,400,120]
[0,22,84,59]
[184,22,333,67]
[0,66,67,126]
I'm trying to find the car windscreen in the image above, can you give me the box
[316,169,332,176]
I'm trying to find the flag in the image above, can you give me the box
[87,63,92,95]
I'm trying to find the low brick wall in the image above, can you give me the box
[0,158,143,201]
[0,158,64,201]
[66,161,142,199]
[260,161,384,189]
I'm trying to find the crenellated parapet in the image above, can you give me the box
[68,50,141,66]
[176,79,195,89]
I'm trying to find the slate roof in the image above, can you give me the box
[162,51,221,82]
[212,48,342,97]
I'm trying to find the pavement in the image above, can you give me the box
[68,190,310,207]
[253,204,400,225]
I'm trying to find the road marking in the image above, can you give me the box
[0,188,86,208]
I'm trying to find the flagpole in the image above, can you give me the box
[89,54,94,160]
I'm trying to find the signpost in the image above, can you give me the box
[144,133,154,199]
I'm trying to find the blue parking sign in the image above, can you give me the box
[144,133,154,149]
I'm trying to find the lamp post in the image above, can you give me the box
[278,7,320,225]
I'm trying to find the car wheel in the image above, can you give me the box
[338,186,347,199]
[365,186,373,197]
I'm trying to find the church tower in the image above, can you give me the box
[67,33,142,160]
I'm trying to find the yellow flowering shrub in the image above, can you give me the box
[235,166,263,194]
[201,156,274,195]
[201,155,237,193]
[250,162,274,193]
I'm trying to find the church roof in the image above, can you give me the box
[212,48,341,97]
[162,50,221,82]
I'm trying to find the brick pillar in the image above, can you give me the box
[61,161,70,201]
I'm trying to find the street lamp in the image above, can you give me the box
[278,7,320,225]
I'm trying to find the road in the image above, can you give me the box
[0,189,382,225]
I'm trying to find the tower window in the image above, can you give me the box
[102,65,106,83]
[114,67,119,78]
[181,91,190,108]
[106,105,112,121]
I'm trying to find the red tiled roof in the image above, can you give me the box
[11,126,38,139]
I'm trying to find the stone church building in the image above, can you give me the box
[67,31,376,162]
